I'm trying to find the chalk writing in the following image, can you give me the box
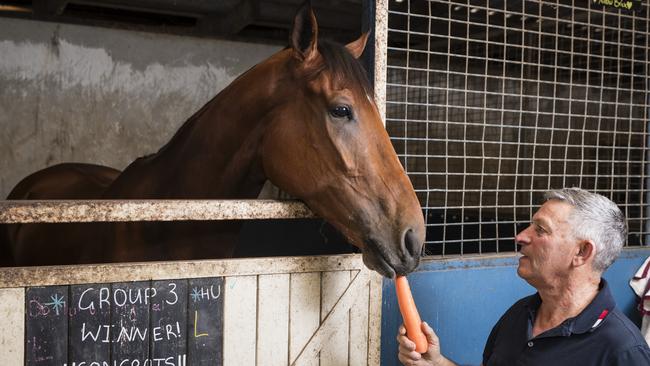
[77,283,178,311]
[29,293,67,318]
[43,294,66,316]
[187,277,224,364]
[26,286,68,366]
[189,284,220,303]
[592,0,640,11]
[26,278,223,366]
[79,322,180,343]
[193,311,208,338]
[62,354,186,366]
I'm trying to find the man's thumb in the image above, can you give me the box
[421,321,437,343]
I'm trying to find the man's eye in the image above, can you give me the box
[329,105,353,120]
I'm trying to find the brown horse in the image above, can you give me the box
[2,4,425,278]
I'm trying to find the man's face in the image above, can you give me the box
[515,200,579,288]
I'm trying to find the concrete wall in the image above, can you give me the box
[0,17,281,198]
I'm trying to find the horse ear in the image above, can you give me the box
[290,1,319,62]
[345,32,370,59]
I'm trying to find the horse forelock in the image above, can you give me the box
[300,39,373,99]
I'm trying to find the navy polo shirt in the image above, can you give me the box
[482,279,650,365]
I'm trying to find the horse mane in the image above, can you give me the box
[314,39,374,98]
[152,39,372,161]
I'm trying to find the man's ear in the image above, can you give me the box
[573,240,595,267]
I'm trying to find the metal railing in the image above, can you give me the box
[387,0,650,256]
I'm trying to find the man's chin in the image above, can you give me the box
[517,255,529,269]
[516,264,528,279]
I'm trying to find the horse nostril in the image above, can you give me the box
[403,228,421,257]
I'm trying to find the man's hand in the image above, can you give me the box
[397,322,456,366]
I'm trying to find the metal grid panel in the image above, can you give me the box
[386,0,649,256]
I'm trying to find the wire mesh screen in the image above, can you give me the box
[386,0,649,256]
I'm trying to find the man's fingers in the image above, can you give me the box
[398,347,423,364]
[396,324,415,351]
[397,334,415,351]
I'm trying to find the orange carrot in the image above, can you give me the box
[395,275,428,353]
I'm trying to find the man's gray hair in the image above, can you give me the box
[543,188,627,273]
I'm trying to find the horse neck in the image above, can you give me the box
[108,51,290,199]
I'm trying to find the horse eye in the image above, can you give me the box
[329,105,353,120]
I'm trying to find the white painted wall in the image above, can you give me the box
[0,17,281,198]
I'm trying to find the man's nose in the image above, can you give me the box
[515,226,530,245]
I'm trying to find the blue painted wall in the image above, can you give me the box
[380,247,650,365]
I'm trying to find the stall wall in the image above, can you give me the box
[380,248,650,365]
[0,254,382,366]
[0,17,281,199]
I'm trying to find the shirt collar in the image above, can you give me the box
[525,278,616,337]
[572,278,616,334]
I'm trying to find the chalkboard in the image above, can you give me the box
[111,281,151,363]
[188,277,224,366]
[69,284,110,363]
[25,277,224,366]
[26,286,68,366]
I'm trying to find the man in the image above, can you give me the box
[397,188,650,365]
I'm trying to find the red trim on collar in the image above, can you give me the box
[591,310,609,329]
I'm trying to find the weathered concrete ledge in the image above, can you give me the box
[0,254,363,287]
[0,199,315,223]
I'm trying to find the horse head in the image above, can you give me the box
[261,4,426,278]
[2,3,426,275]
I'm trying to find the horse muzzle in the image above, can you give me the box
[360,227,424,278]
